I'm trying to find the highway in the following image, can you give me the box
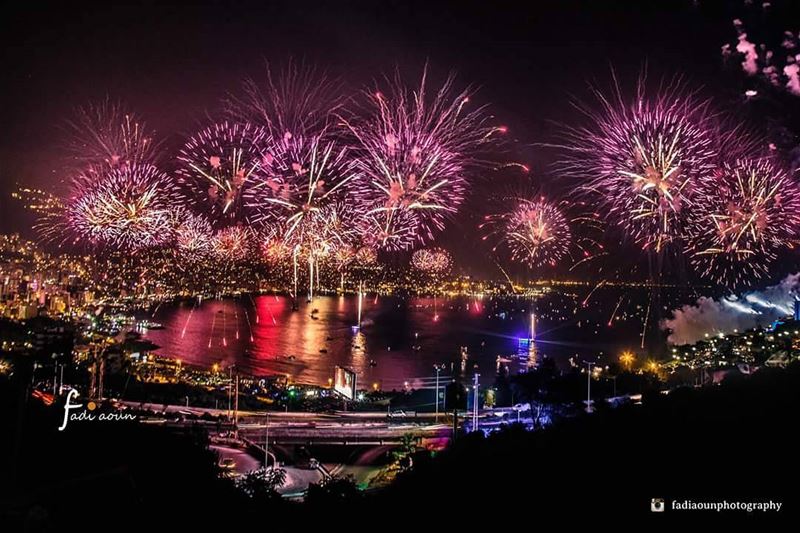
[121,400,460,443]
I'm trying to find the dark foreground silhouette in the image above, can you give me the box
[2,362,797,531]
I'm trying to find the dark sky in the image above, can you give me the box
[1,0,793,276]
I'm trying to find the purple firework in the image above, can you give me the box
[561,83,719,253]
[687,158,800,288]
[65,163,180,251]
[343,68,504,250]
[244,132,361,255]
[66,100,158,170]
[177,122,269,227]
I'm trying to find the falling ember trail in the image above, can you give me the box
[641,299,652,349]
[264,298,277,325]
[221,299,227,347]
[357,281,363,327]
[208,309,217,349]
[248,294,260,324]
[243,305,255,342]
[582,280,606,307]
[608,296,624,326]
[181,303,196,339]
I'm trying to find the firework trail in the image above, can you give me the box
[243,306,254,342]
[560,79,720,253]
[60,163,180,251]
[607,295,625,326]
[181,302,196,339]
[234,305,240,340]
[640,298,652,349]
[177,122,269,227]
[208,308,217,349]
[491,256,517,293]
[582,280,606,307]
[342,68,504,250]
[247,294,260,324]
[222,299,227,347]
[687,158,800,289]
[65,100,158,170]
[265,299,277,325]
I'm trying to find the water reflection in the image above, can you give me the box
[141,293,615,387]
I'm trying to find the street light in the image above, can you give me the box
[433,364,445,423]
[585,361,593,413]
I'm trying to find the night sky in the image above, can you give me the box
[1,0,796,276]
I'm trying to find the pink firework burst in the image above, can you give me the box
[561,82,719,253]
[174,210,214,259]
[64,163,179,251]
[411,247,453,276]
[687,158,800,288]
[481,196,572,268]
[343,68,503,250]
[211,225,253,263]
[177,122,269,227]
[66,100,158,170]
[244,133,361,256]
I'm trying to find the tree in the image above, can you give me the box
[305,475,361,506]
[236,467,286,501]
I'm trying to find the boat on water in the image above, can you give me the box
[138,320,164,330]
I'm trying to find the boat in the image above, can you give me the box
[138,320,164,330]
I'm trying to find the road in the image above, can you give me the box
[122,400,459,443]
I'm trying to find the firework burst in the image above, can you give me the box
[411,247,453,275]
[244,133,361,255]
[177,122,269,227]
[482,196,572,268]
[66,100,158,170]
[343,68,503,250]
[225,61,344,138]
[174,210,214,260]
[354,246,378,266]
[211,225,253,263]
[688,158,800,288]
[481,191,605,270]
[561,83,719,253]
[63,163,179,251]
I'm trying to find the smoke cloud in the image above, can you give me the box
[662,273,800,345]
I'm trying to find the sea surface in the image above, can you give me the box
[139,287,693,388]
